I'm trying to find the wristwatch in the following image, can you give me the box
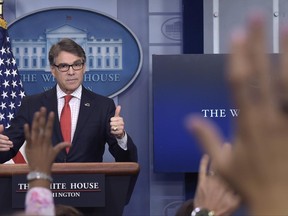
[27,171,53,182]
[191,207,215,216]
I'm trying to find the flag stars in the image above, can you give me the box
[4,69,10,76]
[0,25,26,135]
[0,46,6,55]
[10,91,16,98]
[11,81,18,88]
[5,58,11,65]
[0,102,6,109]
[0,113,4,121]
[7,112,14,121]
[11,58,16,66]
[1,91,8,99]
[2,80,9,88]
[19,90,25,98]
[11,69,17,77]
[8,102,15,110]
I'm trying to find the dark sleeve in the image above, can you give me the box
[126,134,138,162]
[175,199,194,216]
[108,134,138,162]
[0,97,30,163]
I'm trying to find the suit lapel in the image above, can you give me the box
[42,87,63,143]
[72,88,93,144]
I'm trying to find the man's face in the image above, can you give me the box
[51,51,86,94]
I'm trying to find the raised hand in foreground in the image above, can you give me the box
[193,153,240,216]
[187,14,288,215]
[24,107,70,188]
[176,152,240,216]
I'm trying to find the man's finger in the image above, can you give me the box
[114,105,121,117]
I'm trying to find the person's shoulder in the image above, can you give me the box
[23,91,48,101]
[23,88,54,101]
[83,87,113,103]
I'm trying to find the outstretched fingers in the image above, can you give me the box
[198,154,210,182]
[186,115,226,172]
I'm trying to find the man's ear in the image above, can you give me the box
[83,64,86,74]
[50,66,56,77]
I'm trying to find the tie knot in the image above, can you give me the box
[64,95,73,104]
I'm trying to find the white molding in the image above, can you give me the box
[273,0,279,53]
[213,0,219,54]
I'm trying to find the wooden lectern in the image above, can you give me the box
[0,162,140,216]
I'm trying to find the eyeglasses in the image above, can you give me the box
[53,62,84,72]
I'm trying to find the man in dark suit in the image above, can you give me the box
[0,38,137,163]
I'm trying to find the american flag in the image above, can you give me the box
[0,18,26,163]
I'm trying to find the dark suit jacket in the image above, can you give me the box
[0,86,137,163]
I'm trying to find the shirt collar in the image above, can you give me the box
[56,84,82,100]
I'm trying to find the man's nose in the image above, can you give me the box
[67,66,75,74]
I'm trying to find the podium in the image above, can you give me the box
[0,162,140,216]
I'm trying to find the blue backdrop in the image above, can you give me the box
[153,54,234,172]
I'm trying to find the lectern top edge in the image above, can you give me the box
[0,162,140,176]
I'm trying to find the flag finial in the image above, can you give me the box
[0,0,3,19]
[0,18,7,29]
